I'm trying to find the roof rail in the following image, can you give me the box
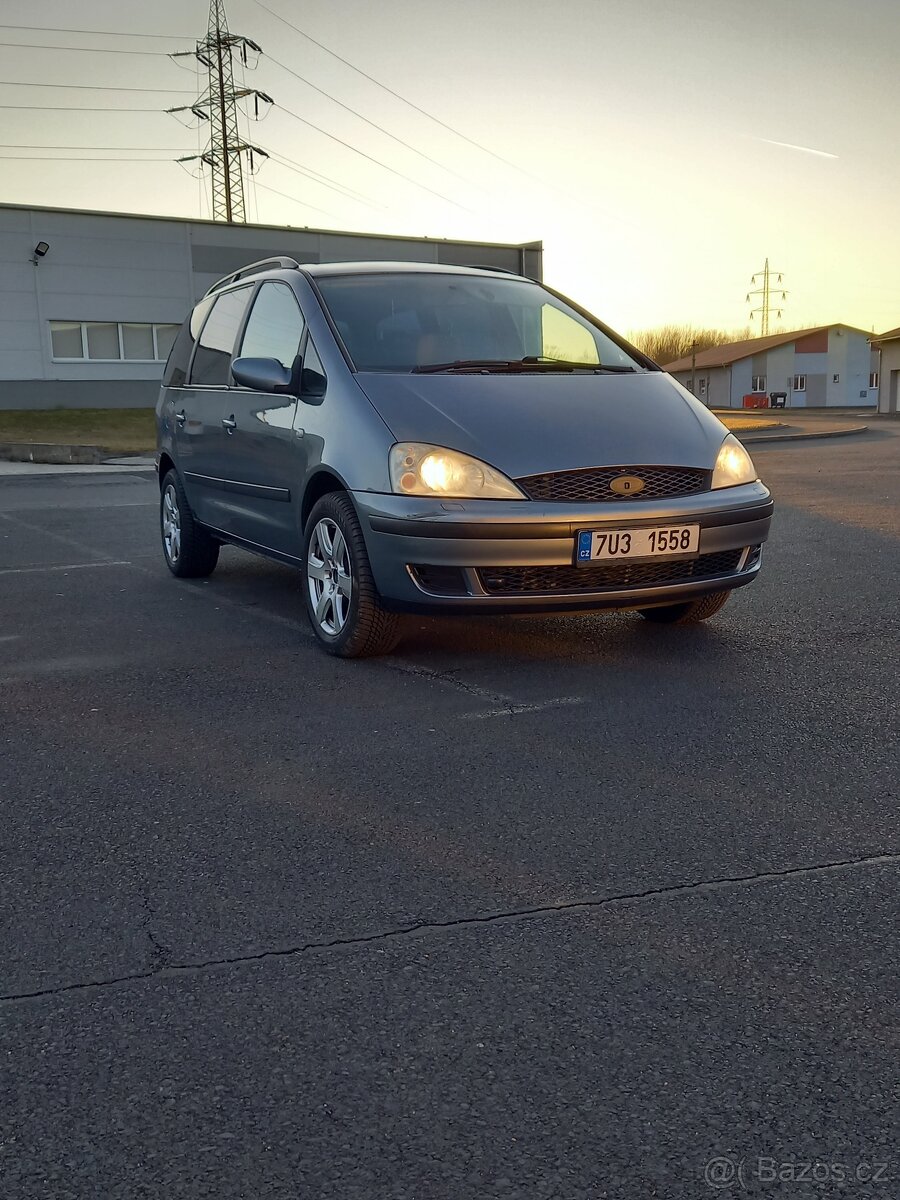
[460,263,522,276]
[204,256,301,297]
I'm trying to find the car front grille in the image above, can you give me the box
[516,465,710,503]
[478,549,744,595]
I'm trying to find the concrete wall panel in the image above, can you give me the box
[0,349,45,381]
[0,379,158,409]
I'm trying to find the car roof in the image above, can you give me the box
[203,257,538,299]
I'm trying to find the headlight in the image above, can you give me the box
[389,443,525,499]
[712,434,758,489]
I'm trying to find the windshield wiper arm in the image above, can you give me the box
[522,357,636,372]
[412,358,637,374]
[412,359,522,374]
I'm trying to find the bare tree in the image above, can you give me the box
[628,325,752,366]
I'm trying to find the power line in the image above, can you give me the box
[255,0,531,180]
[0,81,193,93]
[0,24,194,40]
[0,144,192,150]
[268,151,382,206]
[0,41,172,56]
[254,178,333,217]
[263,53,472,186]
[0,104,164,111]
[0,154,176,161]
[274,101,470,211]
[264,150,384,209]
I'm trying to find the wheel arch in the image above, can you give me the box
[301,469,353,533]
[158,451,176,490]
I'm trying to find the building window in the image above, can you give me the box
[49,321,181,362]
[869,371,879,389]
[751,374,766,392]
[698,378,707,397]
[86,323,119,361]
[833,373,840,384]
[792,374,806,392]
[49,322,84,359]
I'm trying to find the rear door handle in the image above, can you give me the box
[222,415,237,432]
[175,410,186,427]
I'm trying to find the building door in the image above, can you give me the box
[891,371,900,415]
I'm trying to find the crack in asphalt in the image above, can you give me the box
[2,851,896,1007]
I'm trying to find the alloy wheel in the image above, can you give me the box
[162,483,181,564]
[307,517,352,635]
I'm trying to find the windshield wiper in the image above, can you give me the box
[412,358,637,374]
[524,357,638,373]
[412,359,514,373]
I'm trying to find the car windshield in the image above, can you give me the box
[314,273,645,373]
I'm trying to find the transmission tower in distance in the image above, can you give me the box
[746,259,788,336]
[168,0,271,223]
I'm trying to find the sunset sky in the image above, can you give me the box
[2,0,898,336]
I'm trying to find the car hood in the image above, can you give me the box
[355,371,729,478]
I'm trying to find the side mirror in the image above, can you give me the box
[231,356,294,394]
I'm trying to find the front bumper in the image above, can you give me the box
[352,483,774,614]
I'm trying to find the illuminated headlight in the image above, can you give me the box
[389,443,525,499]
[712,434,758,489]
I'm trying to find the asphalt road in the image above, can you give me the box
[1,427,898,1199]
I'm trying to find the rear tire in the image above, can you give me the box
[160,469,219,578]
[638,589,731,625]
[303,492,401,658]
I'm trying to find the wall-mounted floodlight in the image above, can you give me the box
[32,241,50,264]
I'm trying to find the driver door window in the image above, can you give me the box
[239,282,306,370]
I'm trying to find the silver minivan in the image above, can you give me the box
[156,259,773,656]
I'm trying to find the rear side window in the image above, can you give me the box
[161,295,215,387]
[238,282,306,369]
[189,286,253,386]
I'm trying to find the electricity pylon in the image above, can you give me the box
[746,259,788,336]
[168,0,271,223]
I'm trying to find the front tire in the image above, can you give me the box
[638,589,731,624]
[303,492,401,658]
[160,469,219,578]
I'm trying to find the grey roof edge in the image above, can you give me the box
[1,200,542,252]
[664,322,876,373]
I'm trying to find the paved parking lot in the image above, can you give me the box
[1,427,898,1198]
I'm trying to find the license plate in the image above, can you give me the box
[577,524,700,563]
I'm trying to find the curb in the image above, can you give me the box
[0,442,154,465]
[735,424,868,445]
[0,441,108,465]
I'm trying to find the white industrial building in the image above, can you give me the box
[0,203,542,409]
[665,325,880,409]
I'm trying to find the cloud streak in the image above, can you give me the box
[756,137,839,159]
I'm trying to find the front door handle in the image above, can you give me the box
[175,409,186,427]
[222,415,237,432]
